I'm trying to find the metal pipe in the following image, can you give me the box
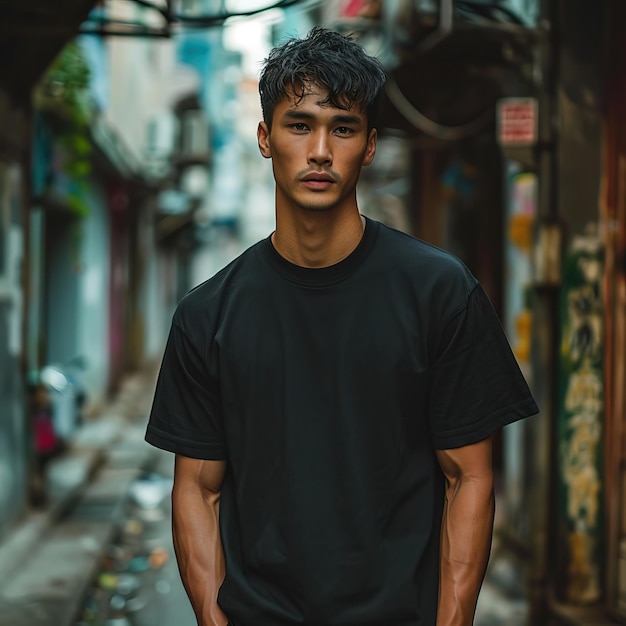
[417,0,454,54]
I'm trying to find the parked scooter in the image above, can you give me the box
[28,357,87,506]
[38,355,87,442]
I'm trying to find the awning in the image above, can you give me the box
[0,0,98,100]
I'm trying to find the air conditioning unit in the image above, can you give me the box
[454,0,539,27]
[144,113,176,179]
[376,0,538,68]
[332,0,539,71]
[179,109,210,164]
[145,113,175,159]
[394,0,538,25]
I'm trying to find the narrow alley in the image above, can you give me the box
[1,2,626,625]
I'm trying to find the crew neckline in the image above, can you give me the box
[259,216,379,287]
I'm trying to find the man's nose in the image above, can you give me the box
[307,131,332,165]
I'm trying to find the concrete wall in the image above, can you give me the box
[0,301,25,539]
[141,198,167,363]
[0,154,27,539]
[77,179,110,405]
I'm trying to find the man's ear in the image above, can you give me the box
[362,128,377,167]
[257,121,272,159]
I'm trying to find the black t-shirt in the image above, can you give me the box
[146,217,538,626]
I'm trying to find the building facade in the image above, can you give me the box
[0,0,98,541]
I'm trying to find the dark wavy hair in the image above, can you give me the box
[259,27,387,131]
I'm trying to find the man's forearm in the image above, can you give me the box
[436,475,495,626]
[172,485,228,626]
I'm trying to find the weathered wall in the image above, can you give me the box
[553,0,607,604]
[0,92,29,539]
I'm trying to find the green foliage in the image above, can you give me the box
[67,191,90,219]
[35,42,92,127]
[34,42,93,219]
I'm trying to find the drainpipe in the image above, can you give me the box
[527,0,562,620]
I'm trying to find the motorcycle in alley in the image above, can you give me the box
[38,355,88,443]
[28,356,87,505]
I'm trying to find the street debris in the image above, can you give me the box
[73,471,173,626]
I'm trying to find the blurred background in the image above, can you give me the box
[0,0,623,624]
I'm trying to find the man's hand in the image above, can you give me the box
[172,455,228,626]
[435,437,495,626]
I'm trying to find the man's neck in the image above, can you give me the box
[271,209,365,268]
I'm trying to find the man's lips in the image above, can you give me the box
[300,172,336,190]
[301,172,335,182]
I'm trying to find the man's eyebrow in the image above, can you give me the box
[332,114,363,125]
[283,110,314,121]
[282,110,364,125]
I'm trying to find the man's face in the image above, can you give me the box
[257,84,377,214]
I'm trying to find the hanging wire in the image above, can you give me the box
[455,0,527,26]
[80,0,311,35]
[172,0,306,26]
[129,0,171,20]
[384,75,494,141]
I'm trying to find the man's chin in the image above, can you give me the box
[301,205,335,212]
[295,198,337,212]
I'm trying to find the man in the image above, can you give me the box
[146,27,538,626]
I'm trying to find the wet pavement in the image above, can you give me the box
[74,450,195,626]
[476,567,528,626]
[0,374,161,626]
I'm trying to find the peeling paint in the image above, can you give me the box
[557,222,604,603]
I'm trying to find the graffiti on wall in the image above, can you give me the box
[559,222,604,603]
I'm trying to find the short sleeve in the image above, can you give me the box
[428,283,538,450]
[145,319,226,460]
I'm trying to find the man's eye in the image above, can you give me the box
[290,123,308,131]
[336,127,353,135]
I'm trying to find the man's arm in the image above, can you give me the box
[172,454,228,626]
[435,436,495,626]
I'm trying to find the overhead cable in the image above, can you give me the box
[81,0,311,35]
[128,0,305,26]
[129,0,171,20]
[384,76,493,141]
